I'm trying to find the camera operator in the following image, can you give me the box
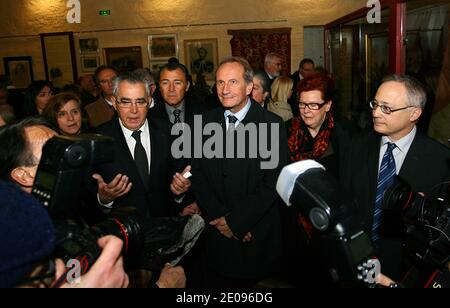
[0,118,186,288]
[343,75,450,281]
[0,180,128,288]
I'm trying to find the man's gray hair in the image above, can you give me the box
[132,68,155,86]
[113,72,152,97]
[217,57,254,84]
[382,74,427,109]
[264,52,282,65]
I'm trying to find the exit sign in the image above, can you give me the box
[99,10,111,16]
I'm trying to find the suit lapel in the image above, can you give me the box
[399,131,422,180]
[366,132,382,223]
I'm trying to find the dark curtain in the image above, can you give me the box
[228,28,291,76]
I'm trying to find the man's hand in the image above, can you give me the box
[170,165,192,196]
[242,232,252,243]
[56,236,129,288]
[180,202,202,216]
[210,216,234,239]
[156,264,186,288]
[93,173,132,204]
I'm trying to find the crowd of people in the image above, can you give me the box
[0,52,449,288]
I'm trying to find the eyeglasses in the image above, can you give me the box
[298,101,327,110]
[115,99,149,108]
[369,99,413,115]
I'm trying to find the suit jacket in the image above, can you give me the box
[92,116,176,218]
[85,96,116,128]
[342,129,450,280]
[192,101,288,279]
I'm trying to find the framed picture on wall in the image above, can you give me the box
[150,61,167,75]
[148,34,178,60]
[365,32,389,100]
[79,38,99,53]
[104,46,143,74]
[184,38,218,83]
[3,56,33,89]
[80,54,100,72]
[40,32,78,87]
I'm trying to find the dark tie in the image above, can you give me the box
[227,114,238,127]
[372,142,396,246]
[173,109,182,124]
[131,130,149,189]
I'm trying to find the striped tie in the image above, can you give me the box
[372,142,396,246]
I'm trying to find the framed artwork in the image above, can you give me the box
[3,56,33,89]
[80,54,100,72]
[184,38,218,82]
[150,61,167,74]
[148,34,178,60]
[40,32,78,86]
[104,46,143,74]
[79,38,99,53]
[365,32,389,100]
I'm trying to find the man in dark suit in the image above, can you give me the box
[289,58,315,117]
[149,62,212,216]
[91,72,188,218]
[85,66,119,128]
[343,75,450,281]
[191,57,288,287]
[263,52,283,86]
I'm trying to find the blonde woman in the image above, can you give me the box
[267,76,293,122]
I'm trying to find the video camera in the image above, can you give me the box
[383,176,450,270]
[32,134,204,279]
[277,160,450,287]
[277,160,374,285]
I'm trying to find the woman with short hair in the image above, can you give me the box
[42,93,88,136]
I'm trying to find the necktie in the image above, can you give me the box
[131,130,149,189]
[227,114,238,128]
[372,142,396,246]
[173,109,182,124]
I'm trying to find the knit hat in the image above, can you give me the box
[0,181,55,288]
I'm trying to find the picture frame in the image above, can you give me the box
[184,38,218,83]
[79,38,99,53]
[148,34,178,60]
[3,56,33,89]
[104,46,143,74]
[40,32,78,86]
[365,32,389,100]
[150,61,167,74]
[80,54,100,73]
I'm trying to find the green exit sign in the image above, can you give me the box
[99,10,111,16]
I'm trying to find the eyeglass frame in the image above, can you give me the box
[369,99,414,115]
[298,101,328,110]
[114,98,149,108]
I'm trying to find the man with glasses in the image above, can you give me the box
[92,72,186,218]
[85,65,120,127]
[343,74,450,281]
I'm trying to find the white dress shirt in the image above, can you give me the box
[224,98,252,130]
[378,126,417,174]
[118,119,152,170]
